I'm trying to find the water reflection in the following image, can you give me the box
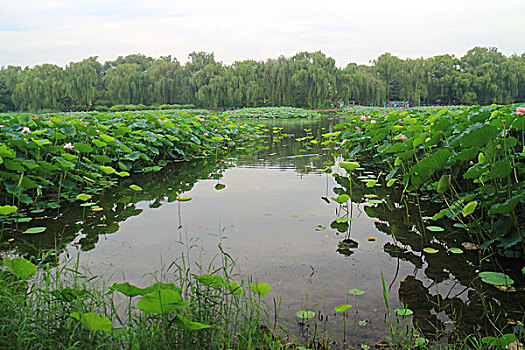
[1,115,523,346]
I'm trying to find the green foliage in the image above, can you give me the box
[296,310,315,319]
[334,304,352,312]
[336,104,525,251]
[2,257,36,279]
[348,288,365,296]
[223,107,319,119]
[0,110,258,211]
[478,271,514,286]
[70,312,113,332]
[2,47,525,113]
[137,289,189,314]
[249,282,271,296]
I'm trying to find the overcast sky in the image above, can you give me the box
[1,0,523,68]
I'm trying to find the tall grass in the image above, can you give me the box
[0,245,290,349]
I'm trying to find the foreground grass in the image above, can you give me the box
[2,250,523,350]
[0,247,294,350]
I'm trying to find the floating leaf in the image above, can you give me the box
[367,237,376,241]
[2,257,36,279]
[367,199,382,204]
[358,320,368,326]
[365,180,377,188]
[176,196,192,201]
[70,312,112,332]
[423,247,439,254]
[23,227,47,235]
[215,183,226,190]
[449,247,464,254]
[387,179,396,187]
[249,282,271,296]
[76,193,92,201]
[314,225,326,231]
[80,202,97,207]
[348,288,365,296]
[129,184,143,192]
[14,217,32,223]
[334,304,352,312]
[395,308,414,316]
[426,226,444,232]
[478,272,514,286]
[335,217,350,223]
[296,310,315,319]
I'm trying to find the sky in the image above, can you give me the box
[0,0,524,68]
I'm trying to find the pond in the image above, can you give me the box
[5,115,524,346]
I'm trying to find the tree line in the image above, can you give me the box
[0,47,524,112]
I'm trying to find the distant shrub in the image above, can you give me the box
[94,105,108,112]
[109,105,128,112]
[160,104,183,110]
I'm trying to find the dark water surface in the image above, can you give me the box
[5,116,524,346]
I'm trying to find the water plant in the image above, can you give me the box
[0,246,283,349]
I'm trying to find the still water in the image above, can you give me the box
[8,116,525,346]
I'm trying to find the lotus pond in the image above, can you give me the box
[1,107,524,348]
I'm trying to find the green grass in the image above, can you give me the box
[0,245,295,349]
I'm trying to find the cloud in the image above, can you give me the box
[0,0,523,67]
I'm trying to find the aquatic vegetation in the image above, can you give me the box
[0,251,279,349]
[0,110,259,215]
[222,107,320,119]
[335,104,525,253]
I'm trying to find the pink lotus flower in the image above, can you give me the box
[21,126,31,134]
[0,125,4,128]
[157,119,163,123]
[517,106,525,115]
[397,119,403,123]
[203,132,209,137]
[84,121,90,125]
[354,126,361,131]
[33,116,39,119]
[63,142,74,149]
[399,134,409,140]
[370,120,378,124]
[200,118,205,122]
[163,118,168,123]
[359,115,367,121]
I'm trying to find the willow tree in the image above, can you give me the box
[104,63,148,105]
[146,57,184,105]
[0,65,22,111]
[66,59,99,110]
[12,64,66,111]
